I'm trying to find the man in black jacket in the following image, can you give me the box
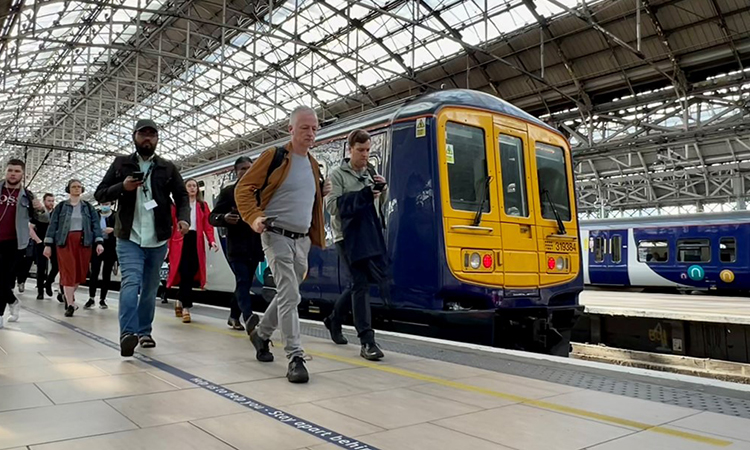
[323,129,389,361]
[210,156,263,333]
[95,119,190,357]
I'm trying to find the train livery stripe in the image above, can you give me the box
[23,306,381,450]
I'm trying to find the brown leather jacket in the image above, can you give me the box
[234,142,325,248]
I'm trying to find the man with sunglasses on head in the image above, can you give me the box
[95,119,190,357]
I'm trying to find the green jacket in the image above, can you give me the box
[324,159,383,243]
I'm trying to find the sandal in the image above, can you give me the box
[139,335,156,348]
[174,301,183,317]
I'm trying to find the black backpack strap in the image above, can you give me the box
[366,165,377,181]
[255,146,288,206]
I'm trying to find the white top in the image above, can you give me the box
[190,200,197,231]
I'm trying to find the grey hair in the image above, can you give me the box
[289,106,317,126]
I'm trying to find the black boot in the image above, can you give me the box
[361,343,385,361]
[323,316,348,345]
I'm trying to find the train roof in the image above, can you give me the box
[580,210,750,230]
[183,89,558,179]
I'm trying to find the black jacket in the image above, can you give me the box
[99,213,117,254]
[338,187,387,265]
[95,153,189,243]
[209,183,263,262]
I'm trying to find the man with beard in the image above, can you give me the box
[0,159,41,328]
[95,119,190,357]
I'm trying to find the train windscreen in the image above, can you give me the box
[535,142,571,222]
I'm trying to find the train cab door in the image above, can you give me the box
[493,120,539,287]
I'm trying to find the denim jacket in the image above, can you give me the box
[0,181,34,250]
[44,200,103,248]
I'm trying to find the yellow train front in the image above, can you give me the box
[327,90,584,356]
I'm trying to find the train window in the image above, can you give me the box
[535,142,571,222]
[720,238,736,263]
[499,135,528,217]
[594,236,605,263]
[611,235,622,263]
[638,240,669,263]
[677,239,710,263]
[445,122,490,213]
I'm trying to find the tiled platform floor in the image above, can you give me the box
[2,289,750,450]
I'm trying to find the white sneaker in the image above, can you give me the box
[17,283,24,293]
[8,301,20,322]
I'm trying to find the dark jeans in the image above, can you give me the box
[331,241,391,345]
[90,249,117,300]
[40,245,59,292]
[178,231,199,309]
[15,247,35,285]
[229,259,260,322]
[0,239,18,315]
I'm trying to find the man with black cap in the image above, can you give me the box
[95,119,190,357]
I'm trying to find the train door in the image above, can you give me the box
[493,121,539,287]
[588,229,629,285]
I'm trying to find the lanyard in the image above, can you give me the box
[140,163,155,197]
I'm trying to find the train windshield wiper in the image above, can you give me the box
[473,176,492,226]
[542,188,567,235]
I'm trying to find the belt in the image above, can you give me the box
[267,226,308,240]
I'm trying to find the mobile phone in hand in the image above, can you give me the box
[131,171,145,181]
[373,182,386,192]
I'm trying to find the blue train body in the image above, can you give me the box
[581,211,750,292]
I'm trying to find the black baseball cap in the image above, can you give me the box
[134,119,158,133]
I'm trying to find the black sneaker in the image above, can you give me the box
[56,292,64,303]
[249,329,273,362]
[64,305,75,317]
[84,299,95,309]
[99,299,108,309]
[227,318,245,331]
[45,284,53,297]
[287,356,309,383]
[37,292,44,300]
[323,316,348,345]
[360,343,385,361]
[244,313,260,336]
[120,334,138,357]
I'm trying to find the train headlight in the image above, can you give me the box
[556,257,565,271]
[470,253,481,269]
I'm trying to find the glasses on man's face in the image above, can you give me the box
[137,129,158,138]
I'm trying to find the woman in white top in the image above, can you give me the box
[166,178,218,323]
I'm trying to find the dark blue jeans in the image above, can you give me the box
[116,238,168,337]
[229,259,260,322]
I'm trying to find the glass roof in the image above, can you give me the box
[0,0,580,198]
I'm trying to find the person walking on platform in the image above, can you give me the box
[30,193,57,300]
[0,159,42,328]
[235,106,330,383]
[95,119,189,357]
[167,178,219,324]
[324,129,389,361]
[210,157,263,332]
[86,202,117,309]
[43,180,104,318]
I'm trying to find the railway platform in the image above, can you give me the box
[3,290,750,449]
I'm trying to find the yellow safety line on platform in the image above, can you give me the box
[157,315,731,447]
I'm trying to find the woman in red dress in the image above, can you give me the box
[167,178,218,323]
[44,180,103,317]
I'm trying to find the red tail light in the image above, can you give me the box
[548,257,556,270]
[482,254,493,268]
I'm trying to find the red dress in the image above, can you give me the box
[166,202,216,289]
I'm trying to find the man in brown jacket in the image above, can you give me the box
[235,105,328,383]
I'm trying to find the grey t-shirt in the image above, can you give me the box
[70,203,83,232]
[264,153,316,234]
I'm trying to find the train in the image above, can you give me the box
[581,211,750,292]
[82,89,584,355]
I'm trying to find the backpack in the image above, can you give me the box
[254,146,325,207]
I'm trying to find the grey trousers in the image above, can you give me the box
[257,232,310,359]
